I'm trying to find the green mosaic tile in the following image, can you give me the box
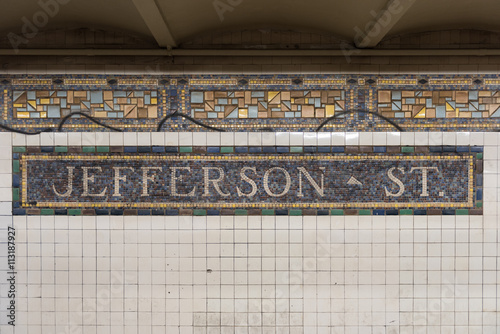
[456,209,469,215]
[358,209,371,215]
[477,153,483,159]
[476,202,483,208]
[82,146,96,153]
[262,209,275,215]
[221,147,234,153]
[12,188,19,201]
[289,209,302,216]
[193,209,206,216]
[235,209,247,215]
[180,146,193,153]
[40,209,55,215]
[97,146,110,153]
[331,209,344,215]
[290,147,303,153]
[401,147,415,153]
[12,160,19,173]
[13,147,26,153]
[399,209,413,215]
[55,146,68,153]
[68,209,81,216]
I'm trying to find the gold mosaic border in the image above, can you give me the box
[21,154,474,209]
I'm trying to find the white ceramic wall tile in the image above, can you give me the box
[25,135,40,146]
[109,132,123,146]
[275,132,289,146]
[151,132,165,146]
[456,132,470,145]
[400,132,415,145]
[331,132,345,146]
[261,132,275,146]
[206,132,221,146]
[165,132,179,146]
[53,132,68,146]
[359,132,373,145]
[429,132,443,146]
[302,132,317,146]
[179,132,193,146]
[220,132,234,146]
[95,132,110,146]
[470,132,484,146]
[39,132,54,146]
[414,132,429,145]
[137,132,151,146]
[372,132,386,145]
[248,132,261,145]
[234,132,248,146]
[1,132,498,334]
[81,132,96,146]
[11,133,26,146]
[317,132,330,146]
[67,132,82,146]
[443,132,456,145]
[123,132,137,146]
[193,132,207,145]
[0,133,11,147]
[289,132,303,146]
[345,132,359,145]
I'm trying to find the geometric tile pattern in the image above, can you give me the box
[378,90,500,119]
[13,90,158,119]
[191,90,345,119]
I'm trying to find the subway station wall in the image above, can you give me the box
[0,73,499,334]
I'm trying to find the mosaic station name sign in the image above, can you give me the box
[18,152,477,213]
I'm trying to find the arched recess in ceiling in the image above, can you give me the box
[0,26,157,50]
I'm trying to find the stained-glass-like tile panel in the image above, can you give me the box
[12,90,158,119]
[190,90,345,119]
[378,90,500,119]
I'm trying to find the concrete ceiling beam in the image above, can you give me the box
[131,0,177,48]
[354,0,416,48]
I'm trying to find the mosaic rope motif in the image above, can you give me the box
[378,90,500,119]
[190,90,345,119]
[13,90,158,119]
[12,145,483,216]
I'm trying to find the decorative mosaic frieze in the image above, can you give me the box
[12,145,483,216]
[377,90,500,119]
[190,90,345,119]
[13,90,158,119]
[1,74,500,131]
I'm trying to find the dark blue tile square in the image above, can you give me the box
[165,147,178,153]
[262,147,275,153]
[207,147,220,153]
[152,146,165,153]
[276,147,289,153]
[138,146,151,153]
[373,146,386,153]
[235,147,248,153]
[41,146,54,153]
[332,147,345,153]
[124,147,137,153]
